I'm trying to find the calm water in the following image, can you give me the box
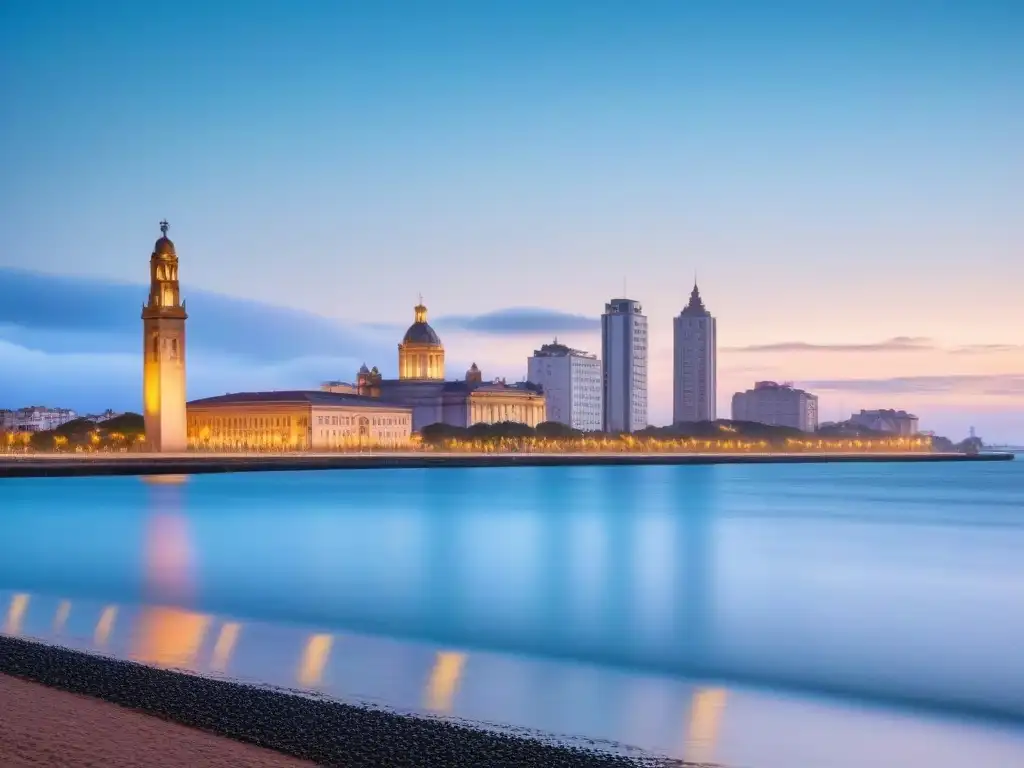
[2,461,1024,766]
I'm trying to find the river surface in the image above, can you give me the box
[2,460,1024,767]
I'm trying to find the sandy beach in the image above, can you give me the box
[0,672,314,767]
[0,635,683,768]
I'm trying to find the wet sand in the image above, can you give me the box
[0,673,314,767]
[0,635,687,767]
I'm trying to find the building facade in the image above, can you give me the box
[330,301,546,432]
[673,283,717,423]
[186,391,413,450]
[731,381,819,432]
[526,341,602,431]
[0,407,78,433]
[849,409,919,436]
[142,221,188,452]
[601,298,647,433]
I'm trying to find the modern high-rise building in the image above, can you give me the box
[732,381,819,432]
[527,341,602,431]
[673,283,717,423]
[601,298,647,433]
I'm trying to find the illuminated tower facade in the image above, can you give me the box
[398,298,445,380]
[142,221,188,451]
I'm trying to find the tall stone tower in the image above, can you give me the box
[142,221,188,452]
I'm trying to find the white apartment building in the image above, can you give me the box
[673,283,717,423]
[732,381,819,432]
[0,406,78,433]
[601,298,648,433]
[849,409,919,436]
[527,341,602,431]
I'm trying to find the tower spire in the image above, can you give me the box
[159,219,169,237]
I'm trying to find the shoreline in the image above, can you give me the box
[0,634,688,768]
[0,450,1011,478]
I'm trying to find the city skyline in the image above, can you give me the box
[2,1,1022,440]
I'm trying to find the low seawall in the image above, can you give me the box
[0,450,1012,478]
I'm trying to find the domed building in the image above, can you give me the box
[398,301,445,380]
[325,299,546,432]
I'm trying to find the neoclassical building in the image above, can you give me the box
[186,391,413,450]
[325,301,546,432]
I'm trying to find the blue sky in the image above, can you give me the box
[1,1,1023,439]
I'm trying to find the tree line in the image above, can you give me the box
[2,413,146,452]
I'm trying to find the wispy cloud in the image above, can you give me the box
[0,267,392,363]
[724,337,934,353]
[435,308,600,335]
[799,374,1024,396]
[948,344,1024,355]
[0,268,395,411]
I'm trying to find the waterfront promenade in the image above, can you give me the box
[0,450,1011,478]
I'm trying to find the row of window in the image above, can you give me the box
[188,415,307,429]
[315,414,409,427]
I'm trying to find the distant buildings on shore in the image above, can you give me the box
[0,407,78,433]
[848,409,919,436]
[673,284,717,424]
[2,224,935,447]
[732,381,819,432]
[601,298,648,432]
[527,341,602,432]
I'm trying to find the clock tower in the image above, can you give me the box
[142,221,188,452]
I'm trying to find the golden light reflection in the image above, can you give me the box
[424,651,467,713]
[297,634,333,687]
[142,474,190,485]
[4,593,29,636]
[94,605,118,647]
[210,621,242,673]
[683,687,727,765]
[53,600,71,633]
[145,511,194,603]
[132,606,211,667]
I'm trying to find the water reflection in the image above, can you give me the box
[424,651,467,713]
[53,599,71,633]
[4,593,28,635]
[7,587,1024,768]
[2,464,1024,735]
[298,633,334,687]
[211,621,241,673]
[94,605,117,647]
[684,688,728,765]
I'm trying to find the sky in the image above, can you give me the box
[1,0,1023,440]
